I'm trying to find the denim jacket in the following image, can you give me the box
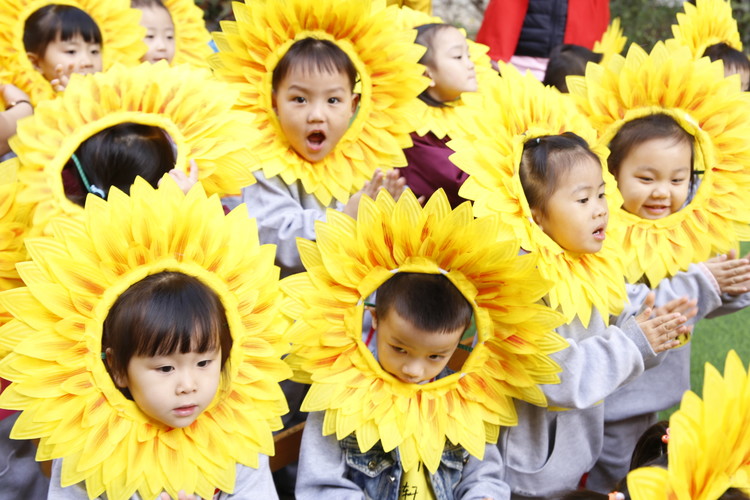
[296,411,509,500]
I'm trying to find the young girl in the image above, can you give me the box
[61,121,195,206]
[48,271,276,499]
[585,113,750,492]
[398,22,477,208]
[0,179,290,499]
[132,0,176,64]
[23,4,103,92]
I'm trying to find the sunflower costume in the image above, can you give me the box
[0,0,146,105]
[667,0,743,61]
[628,350,750,500]
[5,61,259,238]
[451,62,627,327]
[283,189,567,478]
[209,0,428,206]
[568,42,750,285]
[0,161,30,295]
[158,0,213,68]
[0,178,291,500]
[593,17,627,65]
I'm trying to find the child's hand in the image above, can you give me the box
[704,249,750,295]
[1,84,31,107]
[162,160,199,194]
[342,169,384,218]
[159,491,197,500]
[651,295,698,323]
[49,63,73,92]
[380,169,407,201]
[635,292,689,353]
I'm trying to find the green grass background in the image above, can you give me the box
[659,241,750,419]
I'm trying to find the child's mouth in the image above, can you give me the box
[644,204,669,216]
[173,405,198,417]
[592,226,606,241]
[306,131,326,152]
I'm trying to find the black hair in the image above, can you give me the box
[543,44,602,93]
[414,23,457,108]
[629,420,669,470]
[272,37,357,92]
[103,271,233,394]
[63,122,176,206]
[23,5,102,56]
[702,42,750,91]
[519,132,600,216]
[375,273,472,334]
[607,114,695,187]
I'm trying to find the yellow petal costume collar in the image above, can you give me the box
[451,64,628,327]
[282,189,568,473]
[395,6,500,141]
[8,61,259,237]
[667,0,743,59]
[0,179,291,500]
[161,0,212,68]
[0,0,146,105]
[569,42,750,284]
[628,350,750,500]
[209,0,428,205]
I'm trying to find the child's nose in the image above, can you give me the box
[176,371,197,394]
[401,361,423,380]
[307,102,324,122]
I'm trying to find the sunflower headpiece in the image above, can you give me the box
[7,61,259,237]
[394,6,500,141]
[450,63,628,327]
[0,161,31,294]
[667,0,743,60]
[627,350,750,500]
[0,178,292,500]
[160,0,213,67]
[282,189,568,473]
[568,42,750,284]
[593,17,627,65]
[209,0,429,205]
[0,0,146,105]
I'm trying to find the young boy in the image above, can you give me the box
[296,273,508,500]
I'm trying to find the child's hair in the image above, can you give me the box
[543,44,603,93]
[23,5,102,56]
[131,0,168,8]
[272,37,357,92]
[375,272,472,333]
[519,132,600,216]
[102,271,233,392]
[629,420,669,470]
[702,42,750,91]
[414,23,457,108]
[63,122,176,206]
[606,113,695,180]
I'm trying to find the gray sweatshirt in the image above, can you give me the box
[47,456,278,499]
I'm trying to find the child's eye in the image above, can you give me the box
[637,176,653,182]
[577,197,589,204]
[328,97,341,104]
[292,96,306,103]
[428,354,445,360]
[145,35,155,40]
[197,359,214,368]
[390,345,406,354]
[672,178,685,184]
[598,192,606,199]
[65,50,77,55]
[157,366,174,373]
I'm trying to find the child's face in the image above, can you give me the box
[615,137,692,219]
[138,5,176,64]
[273,66,359,163]
[532,156,608,254]
[28,33,102,82]
[425,26,477,103]
[373,309,463,384]
[115,348,221,428]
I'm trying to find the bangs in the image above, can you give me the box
[55,7,102,44]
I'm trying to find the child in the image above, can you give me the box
[132,0,176,64]
[296,272,508,500]
[61,121,195,206]
[542,44,603,93]
[48,271,276,499]
[398,23,477,208]
[585,113,750,492]
[702,42,750,92]
[499,133,703,499]
[244,37,407,277]
[23,4,103,92]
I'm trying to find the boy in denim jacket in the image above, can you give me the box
[296,273,508,500]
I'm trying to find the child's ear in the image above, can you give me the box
[530,207,544,229]
[424,68,436,88]
[370,309,379,330]
[350,93,360,114]
[105,348,128,388]
[26,52,41,70]
[271,90,278,114]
